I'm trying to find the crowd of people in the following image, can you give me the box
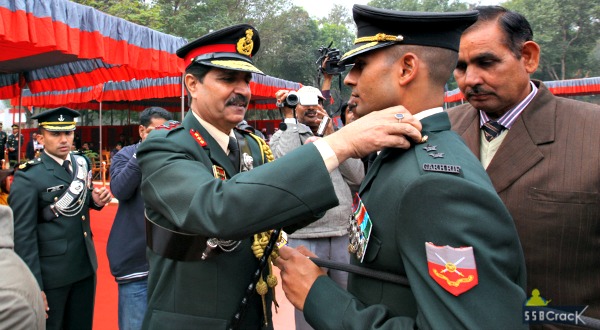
[0,4,598,330]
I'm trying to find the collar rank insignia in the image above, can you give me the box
[423,144,437,152]
[189,129,207,147]
[429,152,444,159]
[425,242,478,296]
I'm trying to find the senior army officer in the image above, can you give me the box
[9,107,112,330]
[137,24,423,329]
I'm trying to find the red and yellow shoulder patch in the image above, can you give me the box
[425,242,478,296]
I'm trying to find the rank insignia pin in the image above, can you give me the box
[429,152,445,159]
[423,144,437,152]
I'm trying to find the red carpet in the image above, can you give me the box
[91,202,119,330]
[90,195,294,329]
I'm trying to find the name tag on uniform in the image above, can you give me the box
[46,185,64,192]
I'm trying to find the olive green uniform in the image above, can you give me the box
[138,112,339,329]
[9,151,101,329]
[303,112,527,329]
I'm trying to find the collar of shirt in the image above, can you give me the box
[46,151,69,167]
[479,81,538,129]
[191,110,233,154]
[414,107,444,120]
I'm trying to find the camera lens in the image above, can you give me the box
[284,93,299,107]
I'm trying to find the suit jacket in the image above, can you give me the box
[0,205,45,330]
[304,112,527,329]
[137,111,339,329]
[447,81,600,319]
[9,151,101,291]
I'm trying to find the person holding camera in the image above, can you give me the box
[270,86,364,330]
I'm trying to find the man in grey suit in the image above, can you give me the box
[270,85,364,330]
[447,5,600,322]
[0,205,45,330]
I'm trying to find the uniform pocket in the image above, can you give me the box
[528,187,599,204]
[148,309,227,330]
[38,238,67,257]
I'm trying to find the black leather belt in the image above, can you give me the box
[145,216,209,262]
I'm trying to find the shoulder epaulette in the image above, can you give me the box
[416,135,462,176]
[155,120,181,131]
[18,158,42,171]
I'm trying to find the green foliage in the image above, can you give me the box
[504,0,600,80]
[70,0,600,112]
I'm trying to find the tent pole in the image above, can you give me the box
[181,73,185,121]
[17,88,22,165]
[99,100,103,153]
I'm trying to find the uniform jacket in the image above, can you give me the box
[0,131,7,153]
[9,151,101,290]
[7,133,23,155]
[303,111,527,329]
[447,81,600,318]
[0,205,45,330]
[137,111,339,330]
[107,143,148,282]
[269,122,364,238]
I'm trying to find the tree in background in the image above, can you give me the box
[71,0,600,112]
[504,0,600,80]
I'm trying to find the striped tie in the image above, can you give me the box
[482,121,504,142]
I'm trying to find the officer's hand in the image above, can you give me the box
[323,106,422,161]
[273,245,326,311]
[41,291,49,319]
[92,186,112,206]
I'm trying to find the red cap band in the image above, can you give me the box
[183,44,237,64]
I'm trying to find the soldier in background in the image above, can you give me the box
[10,107,112,330]
[7,124,23,167]
[0,123,7,163]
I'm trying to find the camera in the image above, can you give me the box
[317,42,348,75]
[282,91,319,108]
[283,92,299,108]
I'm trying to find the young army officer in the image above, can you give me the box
[9,107,112,330]
[137,24,423,329]
[274,5,528,329]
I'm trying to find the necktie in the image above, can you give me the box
[482,121,505,142]
[62,160,73,177]
[228,136,240,170]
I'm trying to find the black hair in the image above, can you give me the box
[139,107,173,127]
[472,6,533,59]
[182,64,212,107]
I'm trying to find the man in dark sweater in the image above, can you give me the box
[107,107,172,330]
